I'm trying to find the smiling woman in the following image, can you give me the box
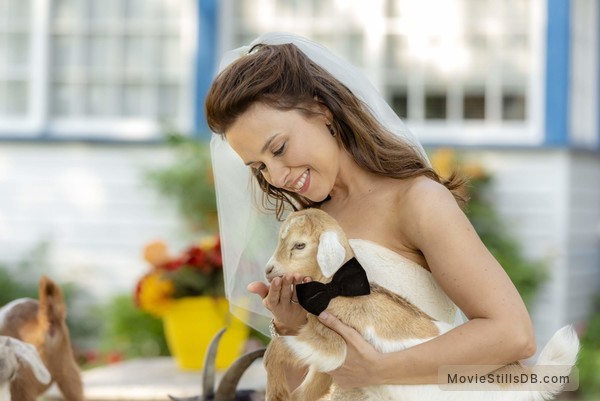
[226,103,340,203]
[204,33,546,396]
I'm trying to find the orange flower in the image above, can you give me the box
[143,240,171,267]
[134,234,224,317]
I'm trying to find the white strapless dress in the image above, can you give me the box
[349,239,459,325]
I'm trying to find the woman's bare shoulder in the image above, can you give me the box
[394,176,456,212]
[390,176,462,241]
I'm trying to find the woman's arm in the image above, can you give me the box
[319,178,536,388]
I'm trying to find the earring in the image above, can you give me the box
[326,123,336,137]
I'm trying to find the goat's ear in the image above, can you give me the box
[317,231,346,278]
[9,338,51,385]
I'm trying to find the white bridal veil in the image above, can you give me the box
[210,33,431,335]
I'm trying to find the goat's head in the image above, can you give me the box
[265,209,352,283]
[0,337,18,383]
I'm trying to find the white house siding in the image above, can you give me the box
[566,152,600,325]
[457,148,600,348]
[570,0,599,148]
[0,143,185,301]
[1,143,598,350]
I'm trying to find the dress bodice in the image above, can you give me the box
[349,239,458,325]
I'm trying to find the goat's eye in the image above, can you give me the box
[292,242,306,250]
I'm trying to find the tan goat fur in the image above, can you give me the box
[0,276,84,401]
[263,208,579,401]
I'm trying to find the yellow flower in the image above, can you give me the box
[136,272,175,317]
[430,148,457,179]
[197,235,218,251]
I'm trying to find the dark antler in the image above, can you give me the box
[168,328,266,401]
[167,327,225,401]
[202,328,227,400]
[214,348,266,401]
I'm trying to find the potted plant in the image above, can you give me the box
[134,236,248,370]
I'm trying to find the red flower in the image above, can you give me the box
[135,233,225,313]
[162,257,186,271]
[186,246,207,267]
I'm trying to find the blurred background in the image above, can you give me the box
[0,0,598,398]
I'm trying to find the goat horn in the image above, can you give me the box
[202,327,227,400]
[214,348,266,401]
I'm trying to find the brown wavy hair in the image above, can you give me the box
[205,43,467,220]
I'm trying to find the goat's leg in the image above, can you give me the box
[290,369,332,401]
[47,345,84,401]
[264,366,290,401]
[264,340,292,401]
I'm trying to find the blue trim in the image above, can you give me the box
[598,1,600,146]
[0,135,165,145]
[194,0,218,139]
[544,0,570,146]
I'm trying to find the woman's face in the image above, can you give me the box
[226,102,340,202]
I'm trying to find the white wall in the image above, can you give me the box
[1,143,598,349]
[459,148,600,347]
[570,0,599,148]
[566,152,600,324]
[0,143,186,300]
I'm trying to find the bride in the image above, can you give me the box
[205,33,535,392]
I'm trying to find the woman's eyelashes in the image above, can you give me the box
[252,142,286,174]
[272,142,286,157]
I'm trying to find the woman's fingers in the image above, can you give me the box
[246,274,311,335]
[318,311,364,344]
[247,281,269,299]
[282,273,306,303]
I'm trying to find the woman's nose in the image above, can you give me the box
[262,162,289,189]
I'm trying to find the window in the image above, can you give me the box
[384,0,543,144]
[0,0,196,140]
[463,94,486,120]
[224,0,544,145]
[0,1,32,119]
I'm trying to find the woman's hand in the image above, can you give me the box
[318,311,384,389]
[247,273,309,335]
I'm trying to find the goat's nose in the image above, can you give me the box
[265,265,275,276]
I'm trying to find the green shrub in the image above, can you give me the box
[96,295,169,360]
[0,243,100,354]
[464,175,548,305]
[430,149,548,306]
[146,133,218,234]
[0,243,50,304]
[578,298,600,399]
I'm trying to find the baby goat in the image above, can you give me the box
[0,276,84,401]
[0,336,50,401]
[263,208,579,401]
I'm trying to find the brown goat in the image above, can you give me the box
[0,276,84,401]
[263,208,579,401]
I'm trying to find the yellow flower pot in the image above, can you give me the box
[162,296,249,371]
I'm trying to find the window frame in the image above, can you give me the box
[220,0,547,147]
[0,0,198,141]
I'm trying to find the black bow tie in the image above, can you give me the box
[295,257,371,316]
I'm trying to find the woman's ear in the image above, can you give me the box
[317,230,346,278]
[312,97,333,123]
